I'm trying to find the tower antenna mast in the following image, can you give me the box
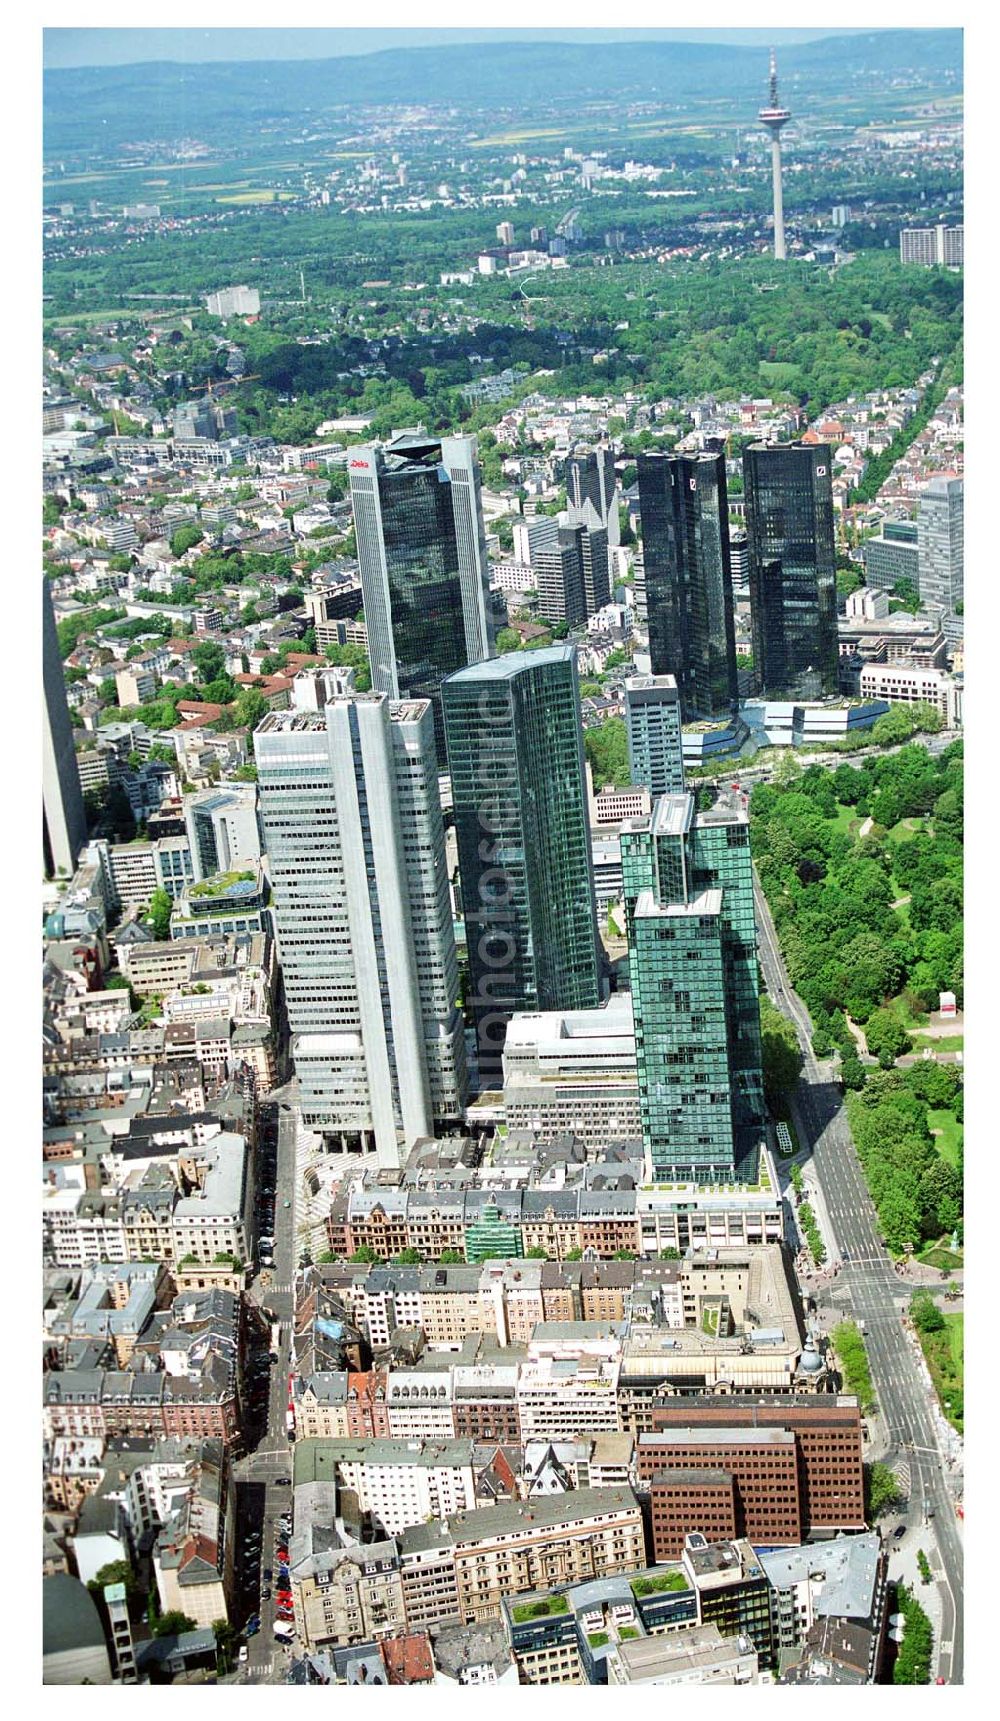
[759,48,792,261]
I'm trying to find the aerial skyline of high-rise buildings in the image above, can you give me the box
[37,26,967,1687]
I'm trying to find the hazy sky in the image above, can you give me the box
[44,27,871,71]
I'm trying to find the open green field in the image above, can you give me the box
[759,361,800,385]
[910,1033,964,1053]
[927,1108,963,1168]
[215,190,298,204]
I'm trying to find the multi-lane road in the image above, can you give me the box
[753,874,964,1684]
[236,1101,299,1685]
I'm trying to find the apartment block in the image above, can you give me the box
[293,1438,478,1538]
[400,1486,645,1628]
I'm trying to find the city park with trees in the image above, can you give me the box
[750,742,963,1257]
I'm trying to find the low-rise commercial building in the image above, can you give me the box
[606,1623,760,1686]
[859,660,961,725]
[646,1396,865,1535]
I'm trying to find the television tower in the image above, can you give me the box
[759,48,792,261]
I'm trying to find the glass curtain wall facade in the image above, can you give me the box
[636,450,739,721]
[443,645,600,1085]
[349,434,495,761]
[620,792,764,1183]
[567,444,620,551]
[743,442,839,700]
[917,476,963,638]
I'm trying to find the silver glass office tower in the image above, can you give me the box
[348,433,495,759]
[43,582,87,878]
[567,444,620,548]
[256,695,467,1164]
[863,520,920,596]
[918,476,963,639]
[522,513,609,623]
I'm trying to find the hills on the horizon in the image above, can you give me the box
[44,30,962,157]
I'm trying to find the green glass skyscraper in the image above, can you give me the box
[443,645,601,1084]
[620,792,764,1183]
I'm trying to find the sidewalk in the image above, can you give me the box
[888,1523,947,1677]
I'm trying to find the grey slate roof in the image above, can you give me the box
[42,1573,108,1657]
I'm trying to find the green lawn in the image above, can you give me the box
[759,361,800,386]
[886,994,929,1033]
[910,1034,964,1053]
[916,1235,963,1270]
[927,1108,963,1168]
[916,1312,963,1434]
[889,817,928,842]
[828,801,859,837]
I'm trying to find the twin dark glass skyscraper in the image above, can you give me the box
[743,441,839,701]
[637,449,739,722]
[639,441,839,712]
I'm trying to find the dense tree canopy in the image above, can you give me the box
[584,717,629,789]
[751,742,963,1033]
